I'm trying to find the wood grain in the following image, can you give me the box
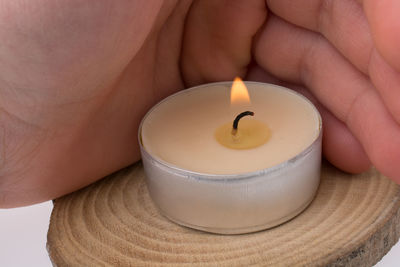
[47,162,400,266]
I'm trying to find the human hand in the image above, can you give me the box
[0,0,398,207]
[0,0,266,207]
[253,0,400,184]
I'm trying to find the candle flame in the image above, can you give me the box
[230,77,251,106]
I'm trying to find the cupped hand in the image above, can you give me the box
[1,0,399,207]
[253,0,400,182]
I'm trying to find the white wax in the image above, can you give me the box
[141,82,321,175]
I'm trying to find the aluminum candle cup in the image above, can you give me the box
[139,81,322,234]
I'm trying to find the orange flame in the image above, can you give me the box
[230,77,251,106]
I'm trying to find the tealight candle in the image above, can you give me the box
[139,80,322,234]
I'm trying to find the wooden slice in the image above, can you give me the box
[47,162,400,266]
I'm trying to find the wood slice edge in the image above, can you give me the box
[326,192,400,267]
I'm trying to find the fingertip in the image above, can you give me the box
[344,86,400,183]
[367,136,400,184]
[181,0,267,86]
[323,136,372,174]
[320,106,371,174]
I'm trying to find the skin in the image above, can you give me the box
[1,0,400,208]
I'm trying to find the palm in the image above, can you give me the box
[1,0,400,207]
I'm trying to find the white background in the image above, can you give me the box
[0,201,399,267]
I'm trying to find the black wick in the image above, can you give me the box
[231,111,254,135]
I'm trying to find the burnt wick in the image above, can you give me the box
[231,111,254,136]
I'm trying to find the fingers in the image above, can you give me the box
[267,0,400,128]
[319,104,371,173]
[255,15,400,181]
[181,0,266,86]
[346,86,400,181]
[294,86,371,174]
[364,0,400,72]
[362,1,400,122]
[267,0,372,74]
[247,65,371,173]
[254,16,367,122]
